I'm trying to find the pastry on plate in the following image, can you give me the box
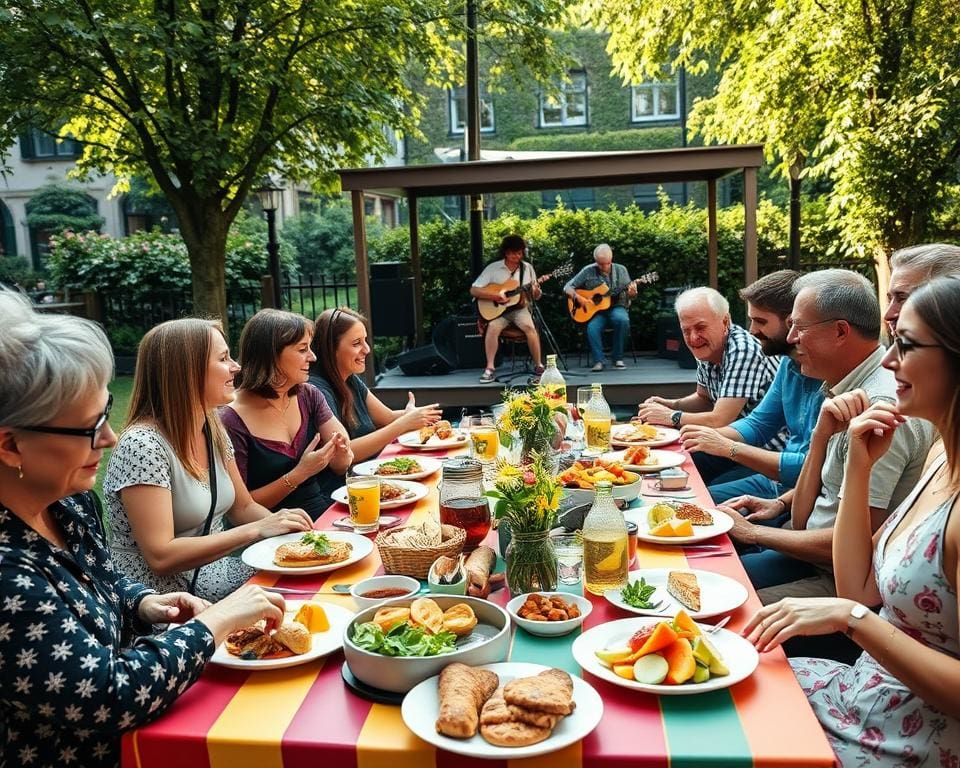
[273,532,352,568]
[667,570,702,612]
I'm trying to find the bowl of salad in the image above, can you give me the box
[342,594,511,693]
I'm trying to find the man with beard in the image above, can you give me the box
[681,271,824,509]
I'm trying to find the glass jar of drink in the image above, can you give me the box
[438,457,491,551]
[582,481,628,595]
[583,382,612,455]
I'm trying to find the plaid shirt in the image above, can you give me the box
[697,323,783,447]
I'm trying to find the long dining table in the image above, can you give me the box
[122,436,837,768]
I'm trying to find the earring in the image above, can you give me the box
[17,465,24,479]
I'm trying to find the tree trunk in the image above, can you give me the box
[180,209,230,333]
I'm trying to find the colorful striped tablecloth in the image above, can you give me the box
[122,442,836,768]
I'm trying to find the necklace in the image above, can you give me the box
[267,395,293,416]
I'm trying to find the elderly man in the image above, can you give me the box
[884,243,960,330]
[639,287,779,431]
[717,269,934,602]
[563,243,638,371]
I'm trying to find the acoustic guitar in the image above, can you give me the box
[567,271,660,323]
[476,260,574,321]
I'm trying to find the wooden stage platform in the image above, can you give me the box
[372,353,698,413]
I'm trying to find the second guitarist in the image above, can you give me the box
[470,234,544,384]
[564,243,637,371]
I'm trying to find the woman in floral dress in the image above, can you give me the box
[744,275,960,767]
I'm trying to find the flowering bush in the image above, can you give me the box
[485,453,563,534]
[497,386,567,456]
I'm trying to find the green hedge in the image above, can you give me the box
[509,127,682,153]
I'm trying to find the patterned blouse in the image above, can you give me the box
[0,493,214,767]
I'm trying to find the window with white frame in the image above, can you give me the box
[631,76,680,122]
[539,71,588,127]
[449,86,495,134]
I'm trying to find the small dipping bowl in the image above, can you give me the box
[426,562,468,596]
[350,575,421,611]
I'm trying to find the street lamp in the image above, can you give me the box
[788,154,804,271]
[256,177,284,308]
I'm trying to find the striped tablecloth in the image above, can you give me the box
[122,442,836,768]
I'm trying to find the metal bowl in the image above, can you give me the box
[342,594,511,693]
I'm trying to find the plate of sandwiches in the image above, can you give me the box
[398,421,468,450]
[604,568,749,620]
[331,479,428,510]
[611,423,681,448]
[241,530,374,575]
[211,600,354,670]
[401,662,603,759]
[351,455,443,481]
[602,447,686,473]
[635,501,734,544]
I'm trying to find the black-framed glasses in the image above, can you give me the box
[892,334,945,361]
[20,394,113,448]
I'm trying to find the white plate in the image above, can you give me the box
[331,479,428,510]
[401,662,603,759]
[210,601,354,670]
[572,618,759,695]
[241,531,374,575]
[602,448,686,473]
[397,430,468,451]
[603,568,749,620]
[635,508,734,544]
[611,426,681,448]
[352,455,442,481]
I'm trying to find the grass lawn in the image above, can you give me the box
[96,375,134,495]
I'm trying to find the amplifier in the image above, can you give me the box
[453,314,486,370]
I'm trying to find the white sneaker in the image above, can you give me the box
[591,362,603,372]
[614,360,626,369]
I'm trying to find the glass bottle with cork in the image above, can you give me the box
[582,480,628,595]
[438,457,491,551]
[582,382,611,455]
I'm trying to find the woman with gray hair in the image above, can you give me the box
[0,292,287,768]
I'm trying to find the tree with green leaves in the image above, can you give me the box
[580,0,960,264]
[0,0,567,319]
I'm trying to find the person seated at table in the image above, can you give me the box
[744,275,960,768]
[883,242,960,331]
[105,318,314,601]
[220,309,353,521]
[563,243,638,371]
[309,306,441,468]
[639,286,779,433]
[0,291,287,768]
[470,234,545,384]
[716,270,933,602]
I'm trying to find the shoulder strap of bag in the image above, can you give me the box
[188,420,218,595]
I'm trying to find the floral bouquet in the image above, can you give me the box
[496,386,567,458]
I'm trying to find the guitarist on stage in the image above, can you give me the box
[563,244,637,371]
[470,234,545,384]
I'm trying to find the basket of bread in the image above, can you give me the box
[375,518,466,579]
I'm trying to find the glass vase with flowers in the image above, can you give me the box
[485,453,563,595]
[496,385,567,472]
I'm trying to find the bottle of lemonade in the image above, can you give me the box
[583,382,611,454]
[582,481,628,595]
[538,354,566,392]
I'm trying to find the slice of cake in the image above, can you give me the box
[673,503,713,526]
[667,571,701,612]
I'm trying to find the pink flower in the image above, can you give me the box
[914,586,942,614]
[859,727,885,753]
[940,747,960,768]
[900,709,923,738]
[924,535,939,562]
[862,673,884,691]
[882,693,903,712]
[522,471,536,485]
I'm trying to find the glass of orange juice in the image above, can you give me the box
[464,414,499,463]
[346,475,381,533]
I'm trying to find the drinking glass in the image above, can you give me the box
[551,532,583,585]
[346,475,381,533]
[576,386,593,420]
[463,413,499,463]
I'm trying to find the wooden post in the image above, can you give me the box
[260,276,276,308]
[351,190,374,387]
[409,194,425,346]
[707,178,718,289]
[743,167,758,286]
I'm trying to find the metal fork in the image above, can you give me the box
[706,615,732,634]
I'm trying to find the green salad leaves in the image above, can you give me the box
[351,620,458,657]
[378,457,420,473]
[621,577,658,609]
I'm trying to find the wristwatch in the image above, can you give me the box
[846,602,869,637]
[670,410,682,428]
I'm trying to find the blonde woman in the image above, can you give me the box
[105,318,313,601]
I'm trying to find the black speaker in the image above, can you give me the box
[453,314,487,369]
[397,344,455,376]
[370,276,415,337]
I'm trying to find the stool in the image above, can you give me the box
[478,320,531,373]
[578,326,639,367]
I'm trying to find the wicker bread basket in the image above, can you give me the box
[375,524,466,579]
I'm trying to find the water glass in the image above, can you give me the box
[551,532,583,585]
[463,413,499,462]
[576,386,593,420]
[346,475,381,533]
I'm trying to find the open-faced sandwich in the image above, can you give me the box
[380,481,415,502]
[273,531,352,568]
[226,621,312,660]
[419,420,455,444]
[375,457,423,476]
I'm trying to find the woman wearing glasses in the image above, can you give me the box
[221,309,353,520]
[0,293,286,768]
[104,319,313,601]
[309,307,442,468]
[745,275,960,766]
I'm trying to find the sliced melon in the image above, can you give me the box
[633,653,669,685]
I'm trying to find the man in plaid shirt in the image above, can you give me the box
[639,287,780,433]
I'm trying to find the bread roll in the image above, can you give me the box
[273,622,312,655]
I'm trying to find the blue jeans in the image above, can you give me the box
[586,305,629,364]
[708,473,784,505]
[741,548,819,590]
[693,452,753,486]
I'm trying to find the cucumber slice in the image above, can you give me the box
[632,653,669,685]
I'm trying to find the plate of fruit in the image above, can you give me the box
[636,501,733,544]
[571,613,758,695]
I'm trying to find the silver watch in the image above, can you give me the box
[846,602,869,637]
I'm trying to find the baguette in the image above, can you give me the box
[465,546,497,598]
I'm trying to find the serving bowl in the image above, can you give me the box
[342,594,511,693]
[561,472,642,505]
[349,575,421,611]
[506,592,592,637]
